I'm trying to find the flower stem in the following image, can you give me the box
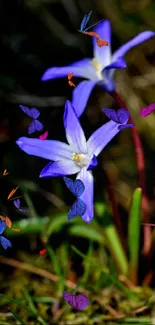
[109,91,151,256]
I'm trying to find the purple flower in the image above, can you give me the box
[16,100,123,223]
[41,20,154,117]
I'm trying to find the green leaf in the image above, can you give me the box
[96,204,128,275]
[69,225,104,243]
[46,213,67,236]
[6,217,49,236]
[128,187,142,285]
[47,246,64,292]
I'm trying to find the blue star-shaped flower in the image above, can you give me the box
[16,100,126,223]
[41,20,154,117]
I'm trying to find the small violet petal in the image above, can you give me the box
[102,108,119,123]
[117,108,130,124]
[118,123,135,130]
[140,104,155,117]
[87,155,98,171]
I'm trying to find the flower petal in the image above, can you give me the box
[87,155,98,171]
[40,160,80,178]
[76,168,94,223]
[103,57,126,71]
[0,236,12,249]
[112,31,155,62]
[118,123,135,130]
[117,108,130,124]
[16,137,73,161]
[140,104,155,117]
[93,20,112,66]
[72,81,96,117]
[64,100,87,153]
[41,59,94,81]
[0,221,6,235]
[87,120,120,157]
[98,75,115,92]
[102,108,119,123]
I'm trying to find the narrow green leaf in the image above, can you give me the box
[122,317,151,323]
[10,308,27,325]
[69,225,104,243]
[33,297,57,303]
[22,189,37,218]
[23,289,37,316]
[37,316,48,325]
[6,217,49,236]
[47,246,64,292]
[128,187,142,285]
[96,203,128,275]
[82,241,93,284]
[0,294,36,316]
[59,242,69,278]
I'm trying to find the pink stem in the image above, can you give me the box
[109,91,151,256]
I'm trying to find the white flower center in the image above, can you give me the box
[92,58,103,80]
[72,153,90,168]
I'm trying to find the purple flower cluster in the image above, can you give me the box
[16,20,155,223]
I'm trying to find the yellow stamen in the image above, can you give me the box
[72,153,83,163]
[92,58,102,72]
[72,153,89,167]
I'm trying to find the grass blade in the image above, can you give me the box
[96,203,128,275]
[47,246,64,292]
[128,187,142,285]
[69,224,104,243]
[10,308,27,325]
[23,289,37,316]
[71,246,139,302]
[82,241,93,284]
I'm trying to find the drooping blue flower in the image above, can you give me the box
[63,176,87,221]
[16,100,124,223]
[0,220,12,250]
[41,20,155,117]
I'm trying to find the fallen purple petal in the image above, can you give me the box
[62,291,90,310]
[140,104,155,117]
